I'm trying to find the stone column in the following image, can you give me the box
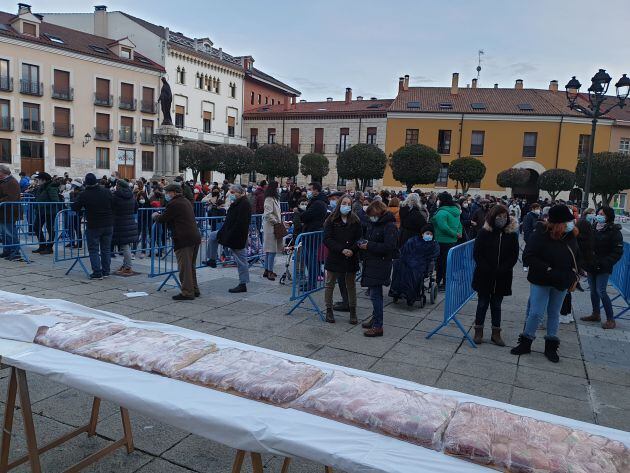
[153,125,182,181]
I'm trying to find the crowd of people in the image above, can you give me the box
[0,164,625,354]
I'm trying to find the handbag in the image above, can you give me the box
[273,222,288,239]
[566,244,580,293]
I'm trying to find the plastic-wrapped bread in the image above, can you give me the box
[34,316,127,351]
[175,348,325,404]
[290,371,457,450]
[0,301,65,316]
[75,328,216,376]
[444,403,630,472]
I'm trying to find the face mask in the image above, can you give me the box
[595,215,606,224]
[340,205,351,215]
[533,209,541,215]
[369,216,379,223]
[586,214,595,223]
[65,184,71,190]
[229,194,237,202]
[362,205,368,211]
[299,204,307,211]
[329,200,337,209]
[423,233,433,242]
[565,221,575,233]
[495,216,508,228]
[436,200,441,207]
[462,203,468,208]
[164,194,172,202]
[139,199,146,204]
[306,191,313,199]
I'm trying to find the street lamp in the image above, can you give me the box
[565,69,630,212]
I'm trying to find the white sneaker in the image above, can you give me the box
[523,267,529,272]
[559,314,574,324]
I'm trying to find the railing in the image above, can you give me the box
[94,128,113,141]
[21,120,44,134]
[140,130,154,145]
[119,128,136,143]
[93,93,113,107]
[51,85,73,101]
[140,100,157,113]
[0,76,13,92]
[178,125,247,141]
[286,230,326,321]
[335,143,353,154]
[309,144,325,154]
[53,123,74,137]
[470,144,484,156]
[610,241,630,320]
[248,141,259,150]
[0,117,14,131]
[19,80,43,96]
[119,97,137,111]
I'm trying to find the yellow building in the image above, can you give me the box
[384,74,613,199]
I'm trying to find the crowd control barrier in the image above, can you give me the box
[426,240,477,347]
[280,201,289,213]
[610,241,630,320]
[53,209,90,276]
[286,230,326,321]
[193,201,206,218]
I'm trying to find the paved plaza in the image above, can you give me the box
[0,251,629,472]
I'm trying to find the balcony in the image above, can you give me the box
[0,117,14,131]
[52,85,74,101]
[119,97,137,111]
[94,128,113,141]
[119,128,136,143]
[93,93,113,107]
[470,144,484,156]
[53,123,74,138]
[140,100,157,114]
[20,80,43,96]
[0,76,13,92]
[248,141,259,150]
[140,130,154,145]
[21,119,44,134]
[335,143,353,154]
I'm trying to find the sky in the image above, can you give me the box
[28,0,630,101]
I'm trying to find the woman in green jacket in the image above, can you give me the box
[431,192,462,290]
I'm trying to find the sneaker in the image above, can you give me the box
[206,259,217,268]
[89,272,103,280]
[559,314,574,324]
[8,254,23,262]
[102,272,110,278]
[228,283,247,293]
[131,254,136,260]
[523,267,529,272]
[38,248,53,255]
[32,247,43,254]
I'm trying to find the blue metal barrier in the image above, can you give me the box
[193,201,206,218]
[610,241,630,319]
[286,230,326,321]
[426,240,477,347]
[280,201,289,213]
[53,209,90,276]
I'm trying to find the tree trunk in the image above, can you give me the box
[461,182,470,194]
[406,183,412,193]
[225,173,236,183]
[355,178,360,190]
[192,170,199,182]
[549,191,560,202]
[604,193,614,206]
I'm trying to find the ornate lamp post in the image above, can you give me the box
[565,70,630,211]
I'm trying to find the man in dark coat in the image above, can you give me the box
[154,184,201,300]
[32,172,61,255]
[72,173,113,279]
[206,184,252,293]
[0,165,21,261]
[253,180,266,215]
[111,180,138,276]
[301,182,328,232]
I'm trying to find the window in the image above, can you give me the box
[120,82,135,109]
[175,105,185,128]
[22,102,40,132]
[257,94,261,104]
[96,147,110,169]
[290,128,299,153]
[470,130,485,156]
[523,132,538,157]
[314,128,324,154]
[439,102,453,110]
[117,149,135,168]
[406,101,421,109]
[120,116,134,142]
[337,176,346,187]
[339,128,349,153]
[214,78,220,94]
[230,83,236,98]
[471,103,487,110]
[267,128,276,144]
[197,74,204,89]
[95,78,111,105]
[89,45,109,55]
[0,59,9,91]
[141,87,155,113]
[437,130,451,154]
[21,63,40,95]
[52,69,71,100]
[272,99,275,105]
[366,127,377,145]
[0,99,11,130]
[405,129,419,145]
[20,140,43,159]
[54,143,71,167]
[120,47,132,59]
[95,113,110,140]
[141,119,154,144]
[142,151,154,172]
[435,163,449,187]
[203,111,212,133]
[248,171,257,183]
[176,67,185,84]
[619,138,630,155]
[518,103,534,111]
[227,116,235,137]
[45,34,64,44]
[0,138,10,163]
[265,96,269,105]
[249,128,258,148]
[22,22,37,37]
[53,107,71,137]
[578,134,591,158]
[250,91,255,105]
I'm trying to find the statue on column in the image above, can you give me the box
[158,77,173,126]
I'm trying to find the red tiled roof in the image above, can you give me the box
[247,67,301,96]
[244,98,393,119]
[0,11,164,73]
[595,95,630,123]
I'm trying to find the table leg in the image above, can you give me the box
[87,398,101,437]
[250,452,264,473]
[280,457,291,473]
[120,408,134,454]
[0,368,17,473]
[325,467,334,473]
[16,369,41,473]
[231,450,246,473]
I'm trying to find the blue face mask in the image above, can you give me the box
[586,214,596,223]
[369,216,379,223]
[306,191,313,199]
[340,205,351,215]
[164,194,173,202]
[565,221,575,233]
[595,215,606,224]
[229,194,237,202]
[423,234,433,241]
[329,200,337,209]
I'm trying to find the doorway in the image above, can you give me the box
[20,140,44,176]
[117,148,135,180]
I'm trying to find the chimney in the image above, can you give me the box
[345,87,352,104]
[515,79,524,90]
[472,78,478,89]
[451,73,459,95]
[398,77,405,92]
[284,96,290,111]
[94,5,107,37]
[356,96,363,101]
[18,3,31,15]
[326,97,333,102]
[549,80,558,92]
[494,83,498,89]
[403,74,409,91]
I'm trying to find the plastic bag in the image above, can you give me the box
[34,316,126,351]
[0,301,65,317]
[176,348,324,404]
[291,371,457,450]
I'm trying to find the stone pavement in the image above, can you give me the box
[0,250,629,472]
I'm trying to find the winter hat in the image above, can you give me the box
[116,179,130,189]
[548,204,574,224]
[84,173,97,186]
[164,184,182,193]
[421,224,434,234]
[438,191,454,206]
[71,180,83,188]
[33,172,52,181]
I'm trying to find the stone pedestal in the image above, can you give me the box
[153,125,183,181]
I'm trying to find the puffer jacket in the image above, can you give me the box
[360,212,398,287]
[590,223,624,275]
[111,188,138,246]
[431,205,462,244]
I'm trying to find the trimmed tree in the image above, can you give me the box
[576,151,630,207]
[337,144,387,191]
[389,144,441,192]
[496,168,531,188]
[214,144,255,183]
[179,141,214,182]
[255,144,299,179]
[538,169,575,201]
[448,157,487,194]
[300,153,329,183]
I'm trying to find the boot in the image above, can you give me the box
[325,308,335,324]
[263,269,269,279]
[364,327,383,337]
[333,301,350,312]
[602,319,616,330]
[362,316,374,329]
[510,335,533,355]
[491,327,506,347]
[580,313,601,322]
[349,307,358,325]
[228,283,247,293]
[544,338,560,363]
[473,325,484,345]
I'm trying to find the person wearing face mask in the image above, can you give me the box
[471,205,520,345]
[459,198,473,240]
[580,207,623,329]
[300,182,328,233]
[134,182,151,258]
[262,181,284,281]
[512,204,579,362]
[431,192,463,291]
[323,195,362,324]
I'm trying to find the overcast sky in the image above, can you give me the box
[30,0,629,101]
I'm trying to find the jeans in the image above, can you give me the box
[87,226,113,276]
[0,221,19,256]
[523,284,566,340]
[265,252,276,272]
[325,271,357,309]
[436,242,456,285]
[207,230,250,284]
[588,273,613,321]
[369,285,384,328]
[475,293,503,327]
[120,244,132,269]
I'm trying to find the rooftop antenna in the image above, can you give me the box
[476,49,484,81]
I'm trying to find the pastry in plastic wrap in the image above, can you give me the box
[34,316,127,351]
[291,371,457,450]
[76,328,216,376]
[175,348,325,404]
[444,403,630,472]
[0,301,65,316]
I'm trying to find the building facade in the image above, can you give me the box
[604,99,630,212]
[243,88,391,188]
[384,74,613,199]
[0,4,163,178]
[241,56,300,112]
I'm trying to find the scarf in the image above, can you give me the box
[596,222,607,232]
